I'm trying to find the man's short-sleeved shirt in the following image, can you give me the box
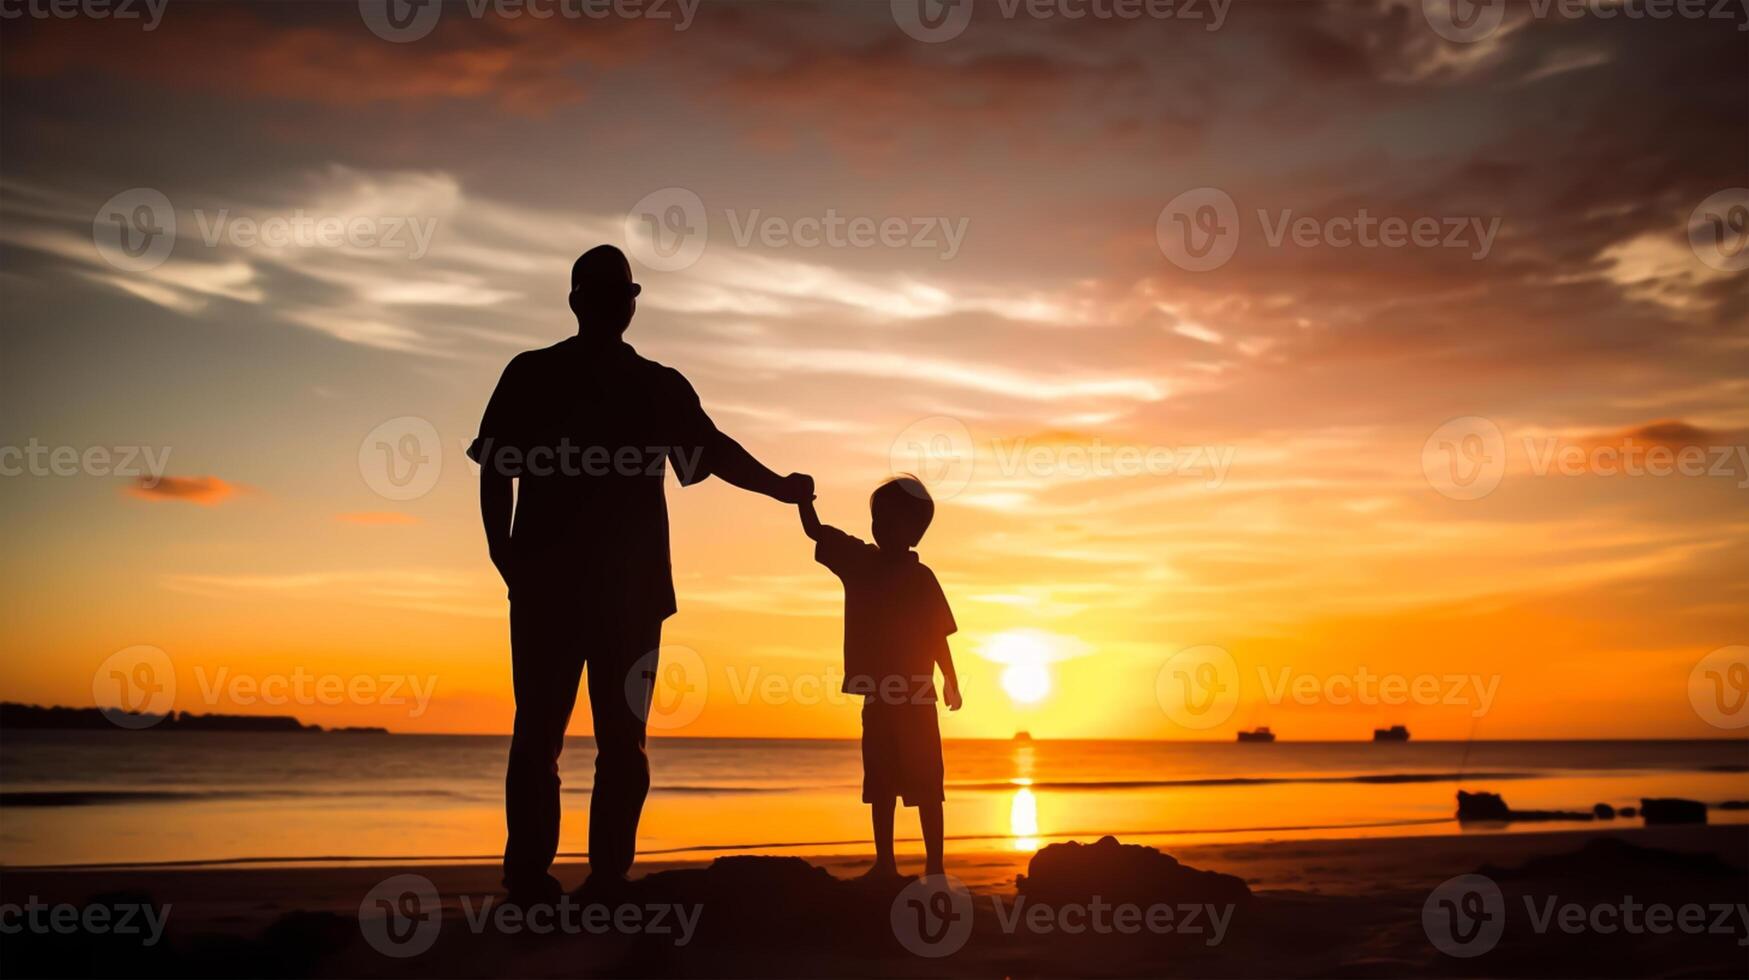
[468,338,718,619]
[813,527,956,703]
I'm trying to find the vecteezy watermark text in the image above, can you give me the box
[1423,874,1749,957]
[989,896,1234,944]
[724,209,968,258]
[1421,0,1749,45]
[358,874,701,958]
[193,666,438,718]
[989,439,1233,482]
[93,188,440,272]
[0,898,171,945]
[625,188,969,271]
[360,0,699,43]
[1155,646,1501,730]
[93,645,440,729]
[191,209,437,259]
[1422,416,1749,501]
[1,440,171,482]
[1157,188,1502,272]
[470,439,706,483]
[891,0,1231,43]
[0,0,166,29]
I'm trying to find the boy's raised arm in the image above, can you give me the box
[798,497,824,541]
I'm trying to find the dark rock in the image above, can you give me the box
[1715,800,1749,811]
[1619,806,1637,818]
[1456,790,1511,821]
[1016,835,1251,908]
[1640,798,1707,825]
[1456,791,1591,823]
[1593,803,1615,819]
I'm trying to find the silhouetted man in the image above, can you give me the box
[470,245,813,900]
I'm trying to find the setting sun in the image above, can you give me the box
[1001,662,1051,704]
[985,630,1060,705]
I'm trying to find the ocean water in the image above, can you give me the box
[0,732,1744,868]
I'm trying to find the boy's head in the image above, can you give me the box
[870,476,934,550]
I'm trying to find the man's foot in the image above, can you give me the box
[923,863,946,878]
[571,872,632,902]
[503,872,563,906]
[856,862,902,881]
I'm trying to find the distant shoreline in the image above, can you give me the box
[0,702,389,734]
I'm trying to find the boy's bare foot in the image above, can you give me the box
[923,863,945,878]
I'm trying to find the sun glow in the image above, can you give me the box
[1001,662,1051,703]
[986,629,1061,705]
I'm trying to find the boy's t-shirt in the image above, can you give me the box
[813,527,956,703]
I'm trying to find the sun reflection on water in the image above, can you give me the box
[1009,783,1040,851]
[1010,743,1039,851]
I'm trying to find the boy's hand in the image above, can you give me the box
[944,679,963,711]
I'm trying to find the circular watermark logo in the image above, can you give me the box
[1688,188,1749,273]
[625,187,708,272]
[359,873,442,957]
[892,0,974,42]
[92,645,176,729]
[891,873,974,957]
[1422,416,1507,501]
[359,417,442,501]
[628,645,709,731]
[1423,873,1505,958]
[1156,188,1239,273]
[93,188,176,273]
[1155,644,1239,730]
[1689,645,1749,730]
[1421,0,1506,43]
[890,415,975,500]
[358,0,443,42]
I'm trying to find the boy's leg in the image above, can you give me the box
[869,796,898,874]
[919,801,945,876]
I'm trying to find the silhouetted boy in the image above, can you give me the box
[800,476,962,878]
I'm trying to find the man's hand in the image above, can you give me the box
[773,472,814,505]
[944,678,964,712]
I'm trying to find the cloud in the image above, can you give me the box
[125,476,243,506]
[1565,420,1749,454]
[699,344,1168,404]
[0,8,656,113]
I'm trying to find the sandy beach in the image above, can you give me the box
[6,824,1745,977]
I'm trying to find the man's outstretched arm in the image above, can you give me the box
[480,468,514,585]
[706,430,812,503]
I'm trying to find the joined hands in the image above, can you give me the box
[775,472,814,505]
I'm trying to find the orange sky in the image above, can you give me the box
[1,2,1746,740]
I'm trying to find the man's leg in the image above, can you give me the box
[583,618,663,880]
[503,599,585,893]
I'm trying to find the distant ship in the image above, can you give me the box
[1236,727,1276,743]
[1373,725,1411,742]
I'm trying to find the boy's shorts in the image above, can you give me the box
[861,699,945,806]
